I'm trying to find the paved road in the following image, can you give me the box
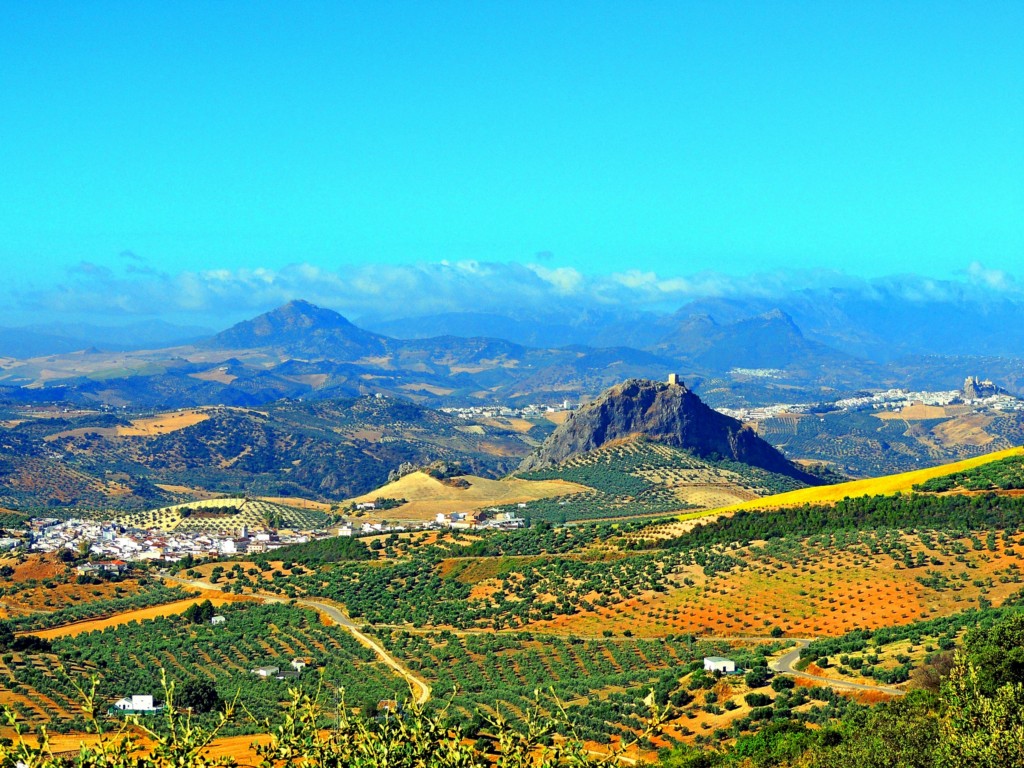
[166,576,432,706]
[768,638,906,696]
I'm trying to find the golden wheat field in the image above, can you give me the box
[347,471,588,519]
[702,445,1024,516]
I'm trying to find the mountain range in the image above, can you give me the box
[1,298,1022,410]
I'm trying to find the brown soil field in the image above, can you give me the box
[347,471,588,520]
[709,445,1024,515]
[188,367,238,384]
[154,483,221,499]
[481,417,537,434]
[874,403,949,420]
[6,730,273,766]
[544,411,573,425]
[29,593,247,640]
[930,414,996,447]
[0,555,156,618]
[523,530,1024,639]
[256,496,335,511]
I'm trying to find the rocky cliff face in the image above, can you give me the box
[518,378,811,480]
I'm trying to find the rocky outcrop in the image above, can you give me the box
[518,377,813,481]
[962,376,1007,400]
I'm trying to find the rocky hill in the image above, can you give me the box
[518,377,817,482]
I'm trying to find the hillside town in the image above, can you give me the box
[717,379,1024,423]
[22,506,526,564]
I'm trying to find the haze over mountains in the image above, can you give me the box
[2,297,1024,411]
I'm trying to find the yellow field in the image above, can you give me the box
[27,593,242,640]
[44,409,209,441]
[703,445,1024,516]
[874,403,949,420]
[348,471,588,520]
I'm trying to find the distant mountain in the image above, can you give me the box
[362,307,664,348]
[518,377,818,482]
[0,320,213,358]
[657,308,857,371]
[3,298,1021,411]
[205,300,388,359]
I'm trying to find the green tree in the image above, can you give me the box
[962,612,1024,696]
[176,678,221,714]
[940,654,1024,768]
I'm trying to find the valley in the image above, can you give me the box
[1,373,1024,767]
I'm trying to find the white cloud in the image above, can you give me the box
[11,257,1024,326]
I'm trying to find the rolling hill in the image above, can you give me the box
[702,445,1024,515]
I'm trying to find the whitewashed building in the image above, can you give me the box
[703,656,737,674]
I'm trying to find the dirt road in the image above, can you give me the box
[166,576,432,705]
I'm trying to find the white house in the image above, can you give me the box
[210,615,226,626]
[703,656,737,674]
[251,666,280,677]
[113,695,162,713]
[291,657,308,673]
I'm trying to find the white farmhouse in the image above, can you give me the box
[112,695,162,713]
[703,656,736,674]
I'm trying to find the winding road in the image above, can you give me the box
[166,576,432,706]
[767,638,906,696]
[167,576,904,701]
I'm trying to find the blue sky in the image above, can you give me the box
[1,1,1021,325]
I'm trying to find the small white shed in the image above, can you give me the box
[703,656,737,674]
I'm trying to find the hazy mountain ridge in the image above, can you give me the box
[1,299,1021,412]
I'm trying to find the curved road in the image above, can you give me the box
[167,577,902,700]
[767,638,905,696]
[166,576,431,706]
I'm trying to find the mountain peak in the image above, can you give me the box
[205,300,387,359]
[518,377,815,480]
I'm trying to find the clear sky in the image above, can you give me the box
[1,1,1021,324]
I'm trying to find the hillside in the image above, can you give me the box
[346,471,588,520]
[518,378,818,483]
[753,406,1024,477]
[704,445,1024,515]
[0,396,537,513]
[114,497,329,533]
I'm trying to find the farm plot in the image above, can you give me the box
[1,602,395,730]
[514,440,810,523]
[531,527,1024,639]
[115,498,329,533]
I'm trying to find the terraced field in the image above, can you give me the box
[114,497,330,532]
[509,439,810,523]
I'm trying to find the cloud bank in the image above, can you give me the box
[11,256,1023,325]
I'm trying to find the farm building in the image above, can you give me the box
[703,656,737,674]
[112,695,162,714]
[251,666,280,677]
[210,615,226,625]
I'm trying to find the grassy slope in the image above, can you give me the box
[700,445,1024,516]
[347,471,587,519]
